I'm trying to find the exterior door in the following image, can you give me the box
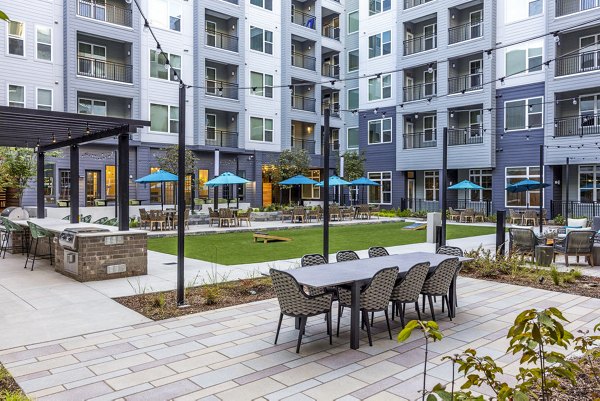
[423,116,436,142]
[407,178,416,210]
[423,24,436,51]
[469,10,482,38]
[206,114,216,142]
[580,34,600,71]
[405,76,414,101]
[206,21,216,47]
[405,121,414,148]
[469,110,482,137]
[205,67,217,95]
[78,42,106,78]
[85,170,101,206]
[423,69,436,97]
[469,59,482,89]
[405,31,414,54]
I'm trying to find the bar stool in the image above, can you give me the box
[0,217,28,258]
[25,222,54,271]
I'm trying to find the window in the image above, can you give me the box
[506,44,543,76]
[302,170,320,199]
[580,94,600,130]
[8,21,25,56]
[506,0,543,23]
[148,0,181,32]
[150,103,179,133]
[506,166,541,207]
[105,165,116,199]
[469,169,492,202]
[150,167,161,203]
[368,74,391,101]
[37,89,52,111]
[150,50,181,81]
[44,163,55,202]
[528,0,542,16]
[347,127,359,149]
[36,26,52,61]
[504,97,543,131]
[78,98,107,116]
[368,172,392,204]
[347,88,359,110]
[579,165,600,202]
[59,170,70,199]
[250,26,273,54]
[424,171,439,201]
[250,117,273,142]
[250,0,272,10]
[348,49,359,72]
[198,169,209,198]
[368,118,392,144]
[8,85,25,108]
[368,31,391,58]
[250,71,273,98]
[369,0,391,15]
[348,11,359,34]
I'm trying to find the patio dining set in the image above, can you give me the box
[139,208,190,231]
[207,207,252,228]
[281,204,381,224]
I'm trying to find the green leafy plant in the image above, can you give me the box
[549,266,561,286]
[339,151,365,181]
[553,214,565,226]
[152,292,166,308]
[573,323,600,390]
[156,145,197,176]
[201,285,221,305]
[396,208,414,218]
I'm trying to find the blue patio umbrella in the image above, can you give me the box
[506,179,550,209]
[205,172,252,208]
[448,180,484,209]
[279,175,318,205]
[135,169,178,210]
[351,177,380,204]
[315,175,351,187]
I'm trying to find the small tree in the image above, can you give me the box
[156,145,197,176]
[339,151,365,181]
[273,149,310,205]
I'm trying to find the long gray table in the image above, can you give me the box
[286,252,472,350]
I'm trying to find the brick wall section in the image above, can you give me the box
[55,232,147,282]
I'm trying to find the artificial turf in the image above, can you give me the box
[147,222,496,266]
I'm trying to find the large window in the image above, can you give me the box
[506,0,542,23]
[8,85,25,108]
[347,127,359,150]
[105,165,116,199]
[347,88,359,110]
[250,26,273,54]
[150,50,181,81]
[59,170,70,199]
[368,31,391,58]
[368,171,392,204]
[368,118,392,144]
[504,97,543,131]
[8,21,25,56]
[302,169,320,199]
[250,0,272,10]
[150,167,161,203]
[198,169,209,198]
[348,49,359,72]
[469,169,492,201]
[368,74,391,101]
[250,117,273,142]
[36,26,52,61]
[37,88,52,111]
[78,98,106,116]
[250,71,273,98]
[148,0,181,32]
[579,165,600,202]
[505,166,541,207]
[505,44,543,76]
[369,0,391,15]
[150,103,179,133]
[348,10,359,34]
[44,163,55,203]
[424,170,439,201]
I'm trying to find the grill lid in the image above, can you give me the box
[62,227,111,234]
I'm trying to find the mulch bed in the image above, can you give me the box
[0,364,27,400]
[114,277,274,320]
[556,355,600,400]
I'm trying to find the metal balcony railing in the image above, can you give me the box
[448,20,483,44]
[77,0,132,27]
[551,200,600,220]
[321,102,340,117]
[448,73,483,94]
[403,131,437,149]
[205,130,239,148]
[291,95,316,112]
[77,57,133,83]
[291,137,316,154]
[556,0,600,17]
[404,34,437,55]
[403,82,437,102]
[291,52,317,71]
[322,24,340,40]
[205,28,239,52]
[555,50,600,77]
[292,9,316,30]
[554,114,600,137]
[448,128,484,146]
[205,80,239,100]
[404,0,434,10]
[322,63,340,78]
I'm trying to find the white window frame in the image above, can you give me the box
[250,71,273,98]
[347,87,359,110]
[505,0,544,23]
[78,97,107,116]
[528,0,543,17]
[302,169,320,199]
[347,126,359,150]
[347,10,359,34]
[7,20,25,57]
[468,169,492,201]
[149,103,179,134]
[505,43,543,77]
[368,0,391,16]
[423,115,436,142]
[250,0,272,11]
[367,171,392,205]
[250,26,273,55]
[36,88,53,111]
[149,49,181,82]
[35,25,52,62]
[504,96,543,132]
[580,93,600,130]
[8,84,25,108]
[368,30,391,59]
[148,0,182,33]
[424,170,439,201]
[249,116,274,143]
[347,49,359,72]
[578,165,600,202]
[368,74,392,101]
[206,113,217,140]
[505,166,543,208]
[368,118,392,145]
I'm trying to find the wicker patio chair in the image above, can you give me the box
[336,250,359,262]
[460,208,475,223]
[420,257,460,321]
[509,228,544,261]
[148,210,166,231]
[368,246,389,258]
[329,205,341,221]
[300,253,330,296]
[593,217,600,243]
[25,221,54,271]
[138,209,151,230]
[508,209,523,225]
[370,205,381,219]
[173,209,190,230]
[553,230,596,267]
[340,207,353,221]
[93,217,109,225]
[208,207,220,227]
[390,262,430,327]
[357,205,370,220]
[219,208,236,227]
[81,215,92,223]
[281,208,293,223]
[523,209,538,226]
[306,207,321,222]
[292,206,306,223]
[448,207,461,222]
[62,215,70,221]
[336,267,399,345]
[236,208,251,227]
[436,246,464,312]
[270,268,333,353]
[474,211,486,222]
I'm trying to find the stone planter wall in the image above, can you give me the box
[251,211,281,222]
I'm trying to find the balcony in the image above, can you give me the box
[322,63,340,78]
[205,130,239,148]
[404,32,437,55]
[77,57,132,83]
[292,95,316,112]
[448,73,482,94]
[404,0,434,10]
[556,0,600,17]
[448,128,483,146]
[555,50,600,77]
[77,0,132,28]
[322,24,340,40]
[403,82,437,102]
[291,52,317,71]
[448,20,483,45]
[292,9,316,30]
[554,114,600,137]
[321,101,340,118]
[205,80,239,100]
[292,137,316,154]
[205,28,238,52]
[403,131,437,149]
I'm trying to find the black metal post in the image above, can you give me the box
[117,133,129,231]
[213,149,219,212]
[441,127,448,246]
[565,157,570,221]
[539,145,544,234]
[323,109,330,262]
[236,157,240,209]
[496,210,506,256]
[36,152,45,218]
[70,145,79,224]
[177,83,186,306]
[114,150,118,220]
[191,172,196,212]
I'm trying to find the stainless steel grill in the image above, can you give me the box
[59,227,110,251]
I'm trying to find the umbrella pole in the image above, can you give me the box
[161,182,164,211]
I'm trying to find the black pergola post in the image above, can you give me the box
[176,83,186,306]
[118,133,129,231]
[565,157,570,221]
[441,127,448,246]
[323,109,330,262]
[36,152,45,218]
[539,144,544,234]
[70,145,79,224]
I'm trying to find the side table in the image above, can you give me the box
[535,245,553,267]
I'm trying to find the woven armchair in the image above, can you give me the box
[292,206,305,223]
[420,257,460,321]
[270,268,333,353]
[436,246,464,313]
[368,246,389,258]
[139,209,151,230]
[149,210,167,231]
[337,267,399,345]
[340,208,354,221]
[357,205,370,220]
[301,253,327,267]
[553,230,596,267]
[236,208,252,227]
[336,250,359,262]
[370,205,381,219]
[460,208,475,223]
[329,205,341,221]
[281,208,293,223]
[508,209,523,225]
[509,228,544,261]
[81,215,92,223]
[307,207,321,222]
[390,262,430,327]
[592,217,600,243]
[523,209,538,226]
[208,207,220,227]
[219,209,236,227]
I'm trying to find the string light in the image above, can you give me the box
[67,128,72,139]
[85,123,90,135]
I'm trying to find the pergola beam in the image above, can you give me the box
[39,125,130,152]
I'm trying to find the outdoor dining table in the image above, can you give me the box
[285,252,472,350]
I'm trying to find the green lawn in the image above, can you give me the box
[148,222,495,266]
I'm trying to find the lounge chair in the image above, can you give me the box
[420,258,460,321]
[509,228,544,261]
[553,230,596,267]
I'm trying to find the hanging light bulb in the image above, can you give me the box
[373,108,378,115]
[573,98,578,105]
[382,111,386,117]
[450,111,454,118]
[218,87,223,96]
[427,63,434,74]
[486,49,493,60]
[125,0,132,4]
[143,20,150,33]
[67,128,72,139]
[414,113,419,119]
[52,133,56,143]
[164,59,170,70]
[86,123,91,135]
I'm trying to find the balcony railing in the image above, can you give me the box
[404,0,434,10]
[556,0,600,17]
[403,131,437,149]
[448,128,484,146]
[448,73,483,94]
[292,9,316,30]
[322,24,340,40]
[551,200,600,220]
[292,95,316,112]
[402,198,493,215]
[205,28,239,52]
[77,57,132,83]
[292,137,316,154]
[404,34,437,55]
[554,114,600,137]
[322,102,340,117]
[77,0,132,27]
[291,52,317,71]
[322,63,340,78]
[448,20,483,44]
[403,82,437,102]
[555,50,600,77]
[206,130,239,148]
[205,80,239,100]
